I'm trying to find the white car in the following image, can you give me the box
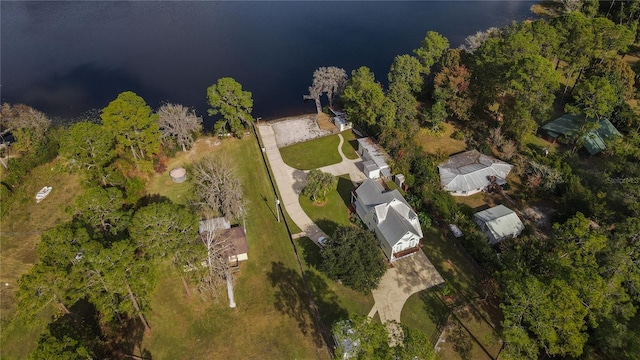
[317,236,328,247]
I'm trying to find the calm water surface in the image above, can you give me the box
[1,1,536,121]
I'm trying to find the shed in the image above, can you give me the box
[394,174,405,189]
[540,114,621,155]
[356,137,391,179]
[332,116,352,132]
[474,205,524,245]
[170,167,187,183]
[225,227,249,266]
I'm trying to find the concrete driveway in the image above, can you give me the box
[369,250,445,323]
[257,120,367,243]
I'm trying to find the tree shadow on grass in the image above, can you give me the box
[418,288,451,332]
[267,261,323,347]
[315,219,340,240]
[297,236,323,269]
[306,269,349,328]
[336,175,354,208]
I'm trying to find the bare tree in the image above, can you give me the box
[197,228,233,300]
[191,155,244,220]
[157,103,203,152]
[489,127,505,148]
[0,103,51,152]
[459,27,499,54]
[306,66,348,113]
[501,140,518,161]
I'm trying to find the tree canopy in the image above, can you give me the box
[320,226,386,292]
[207,77,254,137]
[302,169,337,203]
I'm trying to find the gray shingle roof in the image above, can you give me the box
[474,205,524,244]
[438,150,512,193]
[354,179,423,249]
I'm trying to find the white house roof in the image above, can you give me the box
[474,205,524,244]
[354,179,422,249]
[438,150,512,193]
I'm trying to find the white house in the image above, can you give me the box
[474,205,524,245]
[352,179,423,262]
[438,150,512,196]
[357,137,391,179]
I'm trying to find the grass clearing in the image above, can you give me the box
[142,136,328,359]
[1,157,83,358]
[299,174,353,236]
[417,122,467,156]
[340,130,359,160]
[280,135,341,170]
[295,237,374,326]
[401,289,448,340]
[453,192,487,211]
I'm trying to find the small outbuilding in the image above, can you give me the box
[357,137,391,179]
[474,205,524,245]
[170,167,187,183]
[539,114,621,155]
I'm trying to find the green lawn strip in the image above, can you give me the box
[340,130,359,160]
[280,135,342,170]
[143,137,326,359]
[295,237,374,326]
[299,174,352,236]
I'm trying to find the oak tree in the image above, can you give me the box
[207,77,254,137]
[157,103,202,152]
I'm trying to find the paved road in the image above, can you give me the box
[318,134,367,182]
[369,250,445,323]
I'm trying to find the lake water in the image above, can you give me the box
[1,1,536,122]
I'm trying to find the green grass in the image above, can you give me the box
[142,136,327,359]
[1,158,82,358]
[280,135,342,170]
[295,237,374,326]
[299,174,353,236]
[417,122,467,156]
[401,288,449,340]
[340,130,359,160]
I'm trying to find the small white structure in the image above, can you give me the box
[394,174,405,189]
[352,179,423,262]
[357,137,391,179]
[169,167,187,183]
[438,150,512,196]
[332,116,352,132]
[35,186,52,203]
[474,205,524,245]
[449,224,463,238]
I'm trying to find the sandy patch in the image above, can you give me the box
[268,114,333,148]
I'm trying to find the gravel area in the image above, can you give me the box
[268,114,333,148]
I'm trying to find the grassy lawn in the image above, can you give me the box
[295,237,374,326]
[417,122,467,156]
[453,192,487,211]
[409,227,504,359]
[280,135,341,170]
[0,158,83,358]
[142,136,328,359]
[299,174,353,236]
[524,133,558,155]
[340,130,359,160]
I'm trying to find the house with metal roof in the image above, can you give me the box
[540,114,622,155]
[351,179,423,262]
[438,150,512,196]
[357,137,391,179]
[474,205,524,245]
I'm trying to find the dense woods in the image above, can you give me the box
[336,4,640,359]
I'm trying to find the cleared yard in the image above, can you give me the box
[1,159,83,358]
[299,174,353,236]
[142,136,328,359]
[280,135,342,170]
[417,122,467,155]
[400,227,503,359]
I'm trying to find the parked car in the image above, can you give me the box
[317,236,328,247]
